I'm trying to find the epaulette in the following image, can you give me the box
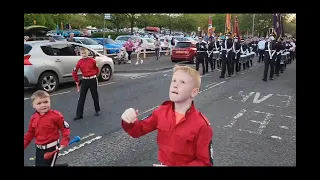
[199,112,211,126]
[51,110,63,118]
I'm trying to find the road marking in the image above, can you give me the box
[98,82,115,87]
[138,106,159,116]
[24,91,71,101]
[223,109,247,128]
[271,136,282,140]
[239,111,274,135]
[279,126,289,129]
[28,133,97,161]
[280,115,296,119]
[131,75,148,79]
[58,135,102,157]
[199,81,226,94]
[205,82,217,88]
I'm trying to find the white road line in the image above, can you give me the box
[81,133,95,140]
[199,81,226,94]
[131,75,148,79]
[271,136,282,140]
[24,91,71,101]
[205,82,217,88]
[98,82,115,87]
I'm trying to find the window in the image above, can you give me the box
[41,46,53,56]
[117,37,130,41]
[50,44,76,56]
[24,44,32,55]
[104,38,116,44]
[71,44,95,57]
[175,42,192,48]
[78,38,99,45]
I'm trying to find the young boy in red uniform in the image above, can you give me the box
[24,90,71,166]
[72,47,101,120]
[121,65,214,166]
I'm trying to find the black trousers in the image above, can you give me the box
[275,54,281,75]
[35,145,58,166]
[76,78,100,117]
[196,53,206,74]
[258,49,265,62]
[221,52,232,77]
[206,53,214,72]
[233,53,240,73]
[263,55,276,80]
[127,51,132,60]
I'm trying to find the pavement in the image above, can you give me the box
[24,57,296,166]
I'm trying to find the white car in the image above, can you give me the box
[73,37,104,54]
[142,38,156,50]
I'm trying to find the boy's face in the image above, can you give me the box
[32,97,51,114]
[80,49,89,58]
[169,70,199,103]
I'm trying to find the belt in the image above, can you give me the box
[36,140,59,150]
[82,75,97,79]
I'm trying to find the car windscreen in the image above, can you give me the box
[78,38,99,45]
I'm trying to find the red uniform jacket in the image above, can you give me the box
[24,110,71,149]
[122,101,214,166]
[72,57,99,83]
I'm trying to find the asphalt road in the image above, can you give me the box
[24,57,296,166]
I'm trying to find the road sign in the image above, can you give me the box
[104,14,111,20]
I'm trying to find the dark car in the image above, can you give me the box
[171,41,197,63]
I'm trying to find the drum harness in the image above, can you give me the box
[233,42,240,59]
[265,42,276,60]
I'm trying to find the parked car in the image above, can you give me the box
[24,41,114,92]
[114,35,140,45]
[171,41,197,63]
[72,37,104,54]
[141,38,155,50]
[91,38,122,54]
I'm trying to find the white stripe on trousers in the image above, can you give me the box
[50,146,58,167]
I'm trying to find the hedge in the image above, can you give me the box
[90,32,130,40]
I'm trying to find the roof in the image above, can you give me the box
[25,41,74,46]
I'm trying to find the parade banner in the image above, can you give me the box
[208,16,213,37]
[234,16,240,39]
[225,14,231,33]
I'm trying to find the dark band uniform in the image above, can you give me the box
[220,33,233,78]
[195,37,208,75]
[275,38,285,75]
[263,34,280,81]
[72,57,101,120]
[206,39,215,72]
[213,39,221,69]
[239,39,248,71]
[232,37,241,74]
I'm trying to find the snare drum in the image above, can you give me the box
[212,51,220,59]
[240,54,247,63]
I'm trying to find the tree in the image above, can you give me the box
[126,13,139,34]
[109,14,127,32]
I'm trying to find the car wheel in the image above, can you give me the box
[99,65,112,81]
[192,56,196,64]
[37,72,59,93]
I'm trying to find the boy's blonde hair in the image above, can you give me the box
[173,65,201,89]
[31,90,50,103]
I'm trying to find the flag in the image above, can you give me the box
[208,16,213,37]
[234,15,240,39]
[273,13,282,38]
[225,14,231,33]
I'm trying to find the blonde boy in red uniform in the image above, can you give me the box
[121,65,214,166]
[24,90,71,166]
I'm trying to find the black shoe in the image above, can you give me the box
[73,116,83,120]
[270,78,273,80]
[276,74,279,76]
[281,71,284,73]
[95,111,100,116]
[219,76,225,78]
[262,79,267,82]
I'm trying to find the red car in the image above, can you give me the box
[171,41,197,63]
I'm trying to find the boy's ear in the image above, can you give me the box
[191,88,199,98]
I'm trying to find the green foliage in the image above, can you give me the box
[24,13,296,37]
[90,32,129,39]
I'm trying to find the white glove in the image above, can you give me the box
[121,108,138,124]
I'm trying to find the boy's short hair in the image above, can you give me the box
[173,65,201,89]
[31,90,50,102]
[79,47,88,52]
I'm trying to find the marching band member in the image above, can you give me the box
[232,37,241,74]
[258,37,266,63]
[239,38,248,71]
[206,37,215,72]
[285,39,293,64]
[262,33,280,81]
[195,36,208,75]
[213,36,221,69]
[219,32,233,78]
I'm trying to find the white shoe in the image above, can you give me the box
[135,62,139,65]
[141,59,144,64]
[127,60,131,64]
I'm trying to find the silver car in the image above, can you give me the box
[24,41,114,93]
